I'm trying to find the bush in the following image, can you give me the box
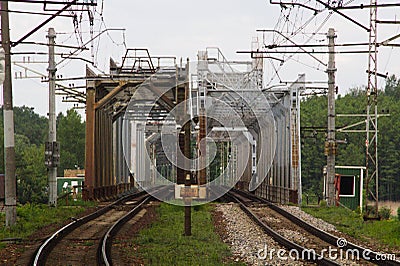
[397,207,400,220]
[364,205,377,217]
[379,206,391,220]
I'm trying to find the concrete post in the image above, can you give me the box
[1,2,17,226]
[326,28,337,206]
[48,28,57,206]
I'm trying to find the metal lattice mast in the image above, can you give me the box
[365,0,379,217]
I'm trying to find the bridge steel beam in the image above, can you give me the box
[84,80,142,200]
[84,81,96,200]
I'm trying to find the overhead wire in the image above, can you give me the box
[58,31,75,45]
[94,11,105,67]
[380,16,400,88]
[264,2,334,86]
[57,1,124,73]
[268,55,283,83]
[264,0,373,87]
[287,55,325,71]
[58,5,98,70]
[70,10,82,48]
[99,0,104,16]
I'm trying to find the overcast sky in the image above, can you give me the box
[3,0,400,116]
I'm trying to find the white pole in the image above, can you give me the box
[48,28,58,206]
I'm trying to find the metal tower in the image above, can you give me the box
[365,0,379,218]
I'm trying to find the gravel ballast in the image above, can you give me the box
[215,203,313,265]
[279,205,337,232]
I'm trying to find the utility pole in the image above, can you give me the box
[0,1,94,222]
[325,28,337,207]
[365,0,379,218]
[184,63,192,236]
[1,2,17,226]
[46,28,59,206]
[184,173,192,236]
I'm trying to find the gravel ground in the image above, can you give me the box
[215,203,314,266]
[251,206,363,266]
[280,205,400,257]
[279,205,337,232]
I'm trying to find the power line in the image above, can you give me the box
[3,41,88,50]
[238,50,370,54]
[3,0,97,5]
[12,0,79,47]
[269,0,321,13]
[262,9,334,85]
[4,9,73,17]
[315,0,370,31]
[268,0,400,218]
[264,42,371,48]
[334,2,400,10]
[258,29,327,66]
[287,55,325,72]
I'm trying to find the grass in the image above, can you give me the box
[81,240,95,246]
[131,203,245,266]
[0,199,96,247]
[302,206,400,249]
[380,201,400,216]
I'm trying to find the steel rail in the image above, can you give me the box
[230,188,400,266]
[98,195,152,266]
[99,185,173,265]
[226,190,340,266]
[31,189,147,266]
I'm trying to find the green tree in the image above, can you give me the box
[384,74,400,99]
[300,95,327,194]
[0,106,47,173]
[12,133,47,204]
[378,92,400,201]
[301,78,400,201]
[335,88,365,166]
[13,106,47,146]
[16,143,48,204]
[57,109,85,176]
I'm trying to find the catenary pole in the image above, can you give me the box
[1,1,17,226]
[326,28,337,206]
[47,28,58,206]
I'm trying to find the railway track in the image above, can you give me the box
[31,187,172,266]
[27,185,398,265]
[226,188,400,266]
[98,193,151,266]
